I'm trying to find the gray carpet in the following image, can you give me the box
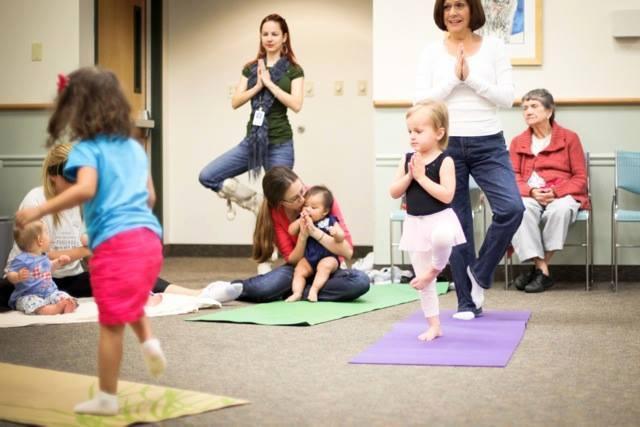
[1,257,639,426]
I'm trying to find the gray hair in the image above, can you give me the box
[522,88,555,124]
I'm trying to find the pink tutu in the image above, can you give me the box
[399,208,466,252]
[89,227,163,325]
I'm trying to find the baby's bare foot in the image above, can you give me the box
[307,291,318,302]
[285,293,302,302]
[63,299,77,314]
[418,326,442,342]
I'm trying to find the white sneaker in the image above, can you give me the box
[257,262,272,275]
[200,281,243,303]
[220,178,257,201]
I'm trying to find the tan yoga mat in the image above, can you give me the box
[0,362,248,426]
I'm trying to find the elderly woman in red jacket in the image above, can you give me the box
[509,89,589,293]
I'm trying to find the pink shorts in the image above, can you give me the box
[89,227,163,325]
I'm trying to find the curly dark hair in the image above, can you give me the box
[47,67,132,146]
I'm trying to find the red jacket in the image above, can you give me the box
[509,122,589,209]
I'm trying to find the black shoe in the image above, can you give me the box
[525,269,553,293]
[513,267,537,291]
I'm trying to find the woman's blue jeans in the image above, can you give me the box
[236,264,370,303]
[199,139,294,192]
[446,132,525,313]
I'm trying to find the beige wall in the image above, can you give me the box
[0,0,93,217]
[163,0,374,245]
[374,0,640,100]
[0,0,94,103]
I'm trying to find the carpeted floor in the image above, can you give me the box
[1,257,639,426]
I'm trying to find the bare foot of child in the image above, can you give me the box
[62,299,78,314]
[410,267,439,290]
[146,293,163,307]
[307,290,318,302]
[285,293,302,302]
[418,326,442,342]
[36,300,67,315]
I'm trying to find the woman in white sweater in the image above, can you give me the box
[415,0,524,320]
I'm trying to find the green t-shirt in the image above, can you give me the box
[242,62,304,145]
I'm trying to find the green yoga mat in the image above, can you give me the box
[188,283,448,326]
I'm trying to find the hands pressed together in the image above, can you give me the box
[455,43,469,81]
[256,60,274,91]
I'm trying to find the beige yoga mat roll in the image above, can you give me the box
[0,362,247,426]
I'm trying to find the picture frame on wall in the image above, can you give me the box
[479,0,543,66]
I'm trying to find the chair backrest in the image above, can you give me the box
[615,151,640,195]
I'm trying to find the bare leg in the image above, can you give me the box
[98,324,125,394]
[74,323,123,415]
[130,316,152,343]
[410,251,443,341]
[163,284,200,297]
[534,251,554,276]
[286,258,312,302]
[308,257,339,302]
[130,315,166,378]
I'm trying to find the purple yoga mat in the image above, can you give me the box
[350,309,531,367]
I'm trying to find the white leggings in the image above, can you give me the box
[408,229,454,318]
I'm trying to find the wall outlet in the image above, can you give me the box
[31,42,43,62]
[305,81,314,97]
[334,80,344,96]
[357,80,368,96]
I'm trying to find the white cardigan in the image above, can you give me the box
[414,35,514,137]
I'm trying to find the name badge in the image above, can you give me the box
[252,108,265,127]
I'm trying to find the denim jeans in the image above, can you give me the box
[446,132,524,312]
[235,264,370,303]
[198,139,294,192]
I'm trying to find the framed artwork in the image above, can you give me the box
[479,0,543,65]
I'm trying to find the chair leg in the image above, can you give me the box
[611,218,618,292]
[585,216,590,291]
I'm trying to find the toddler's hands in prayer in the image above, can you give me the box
[411,154,426,181]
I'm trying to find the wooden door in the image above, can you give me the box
[97,0,148,126]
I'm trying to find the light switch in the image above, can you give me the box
[357,80,368,96]
[31,42,43,62]
[305,81,314,97]
[228,85,235,98]
[334,81,344,96]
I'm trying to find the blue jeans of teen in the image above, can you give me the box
[198,139,295,192]
[235,264,370,303]
[446,132,524,312]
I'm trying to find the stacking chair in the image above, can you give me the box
[611,151,640,291]
[505,152,593,291]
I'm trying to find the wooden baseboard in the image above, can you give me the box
[164,244,373,260]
